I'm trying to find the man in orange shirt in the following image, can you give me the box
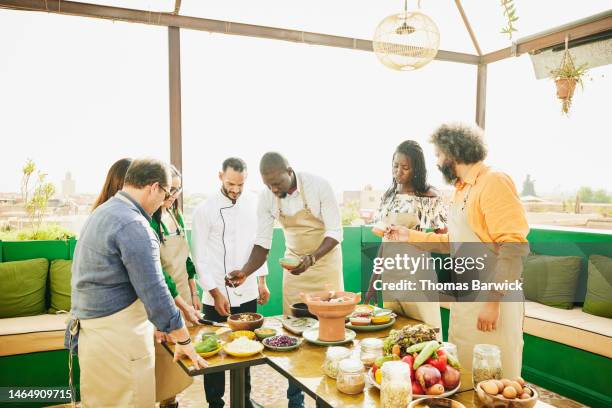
[386,123,529,391]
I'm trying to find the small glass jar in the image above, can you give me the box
[360,338,383,367]
[472,344,503,385]
[322,346,351,379]
[381,361,412,408]
[336,358,365,395]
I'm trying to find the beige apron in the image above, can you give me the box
[279,176,344,316]
[78,299,155,408]
[381,212,442,336]
[155,209,194,402]
[160,209,194,309]
[447,186,524,391]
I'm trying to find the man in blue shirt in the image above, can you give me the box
[67,158,206,407]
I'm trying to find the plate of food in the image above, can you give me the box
[302,327,356,346]
[262,335,302,351]
[345,306,396,331]
[370,335,462,399]
[368,367,461,398]
[223,336,264,358]
[194,334,224,358]
[227,312,264,331]
[282,316,318,335]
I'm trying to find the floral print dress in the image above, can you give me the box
[373,192,447,231]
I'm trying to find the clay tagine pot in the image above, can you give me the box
[300,289,361,342]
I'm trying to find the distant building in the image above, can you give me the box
[342,185,384,223]
[62,172,76,198]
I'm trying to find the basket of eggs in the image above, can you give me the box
[476,377,538,408]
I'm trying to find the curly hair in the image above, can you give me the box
[430,123,487,164]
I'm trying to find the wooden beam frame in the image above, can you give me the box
[0,0,480,65]
[475,64,487,129]
[454,0,482,56]
[482,12,612,64]
[168,26,183,207]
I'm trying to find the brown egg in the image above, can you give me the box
[522,387,533,397]
[515,376,526,387]
[502,386,518,399]
[481,381,499,395]
[520,393,531,400]
[493,380,505,393]
[501,379,513,388]
[508,380,523,395]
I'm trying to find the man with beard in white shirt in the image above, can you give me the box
[191,157,269,408]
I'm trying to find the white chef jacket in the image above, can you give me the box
[191,189,267,307]
[254,171,343,250]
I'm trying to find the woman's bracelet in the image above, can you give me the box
[177,337,192,346]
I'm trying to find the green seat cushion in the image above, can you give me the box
[582,255,612,318]
[48,259,72,314]
[0,258,49,318]
[523,254,582,309]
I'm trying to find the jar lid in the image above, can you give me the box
[338,358,364,373]
[474,344,501,355]
[326,346,351,359]
[360,338,383,349]
[381,361,411,374]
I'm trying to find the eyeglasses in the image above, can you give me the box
[159,185,172,200]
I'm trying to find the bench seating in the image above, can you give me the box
[0,314,67,357]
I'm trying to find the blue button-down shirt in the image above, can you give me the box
[69,191,182,333]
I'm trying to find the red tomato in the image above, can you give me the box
[426,349,448,372]
[372,363,378,376]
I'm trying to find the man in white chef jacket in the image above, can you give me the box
[191,157,268,408]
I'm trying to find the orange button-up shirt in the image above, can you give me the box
[409,162,529,283]
[410,161,528,245]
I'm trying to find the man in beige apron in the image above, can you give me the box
[386,123,529,391]
[227,152,343,408]
[66,159,206,407]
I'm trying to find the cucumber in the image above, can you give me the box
[447,352,462,369]
[413,340,440,370]
[405,341,435,354]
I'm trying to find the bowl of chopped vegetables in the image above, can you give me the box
[194,334,223,358]
[262,335,302,351]
[228,312,264,331]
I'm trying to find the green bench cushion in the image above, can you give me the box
[583,255,612,318]
[48,259,72,314]
[0,258,49,318]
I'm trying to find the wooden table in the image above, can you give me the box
[164,316,558,408]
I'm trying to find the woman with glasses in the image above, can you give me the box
[150,165,203,407]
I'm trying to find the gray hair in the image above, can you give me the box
[124,158,171,189]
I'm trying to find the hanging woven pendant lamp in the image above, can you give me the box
[373,0,440,71]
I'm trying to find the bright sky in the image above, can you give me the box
[0,1,610,198]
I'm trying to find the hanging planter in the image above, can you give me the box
[555,78,577,100]
[549,39,588,115]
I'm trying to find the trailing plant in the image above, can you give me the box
[500,0,518,39]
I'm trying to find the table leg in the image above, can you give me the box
[229,367,246,408]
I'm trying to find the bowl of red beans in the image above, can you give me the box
[262,335,302,351]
